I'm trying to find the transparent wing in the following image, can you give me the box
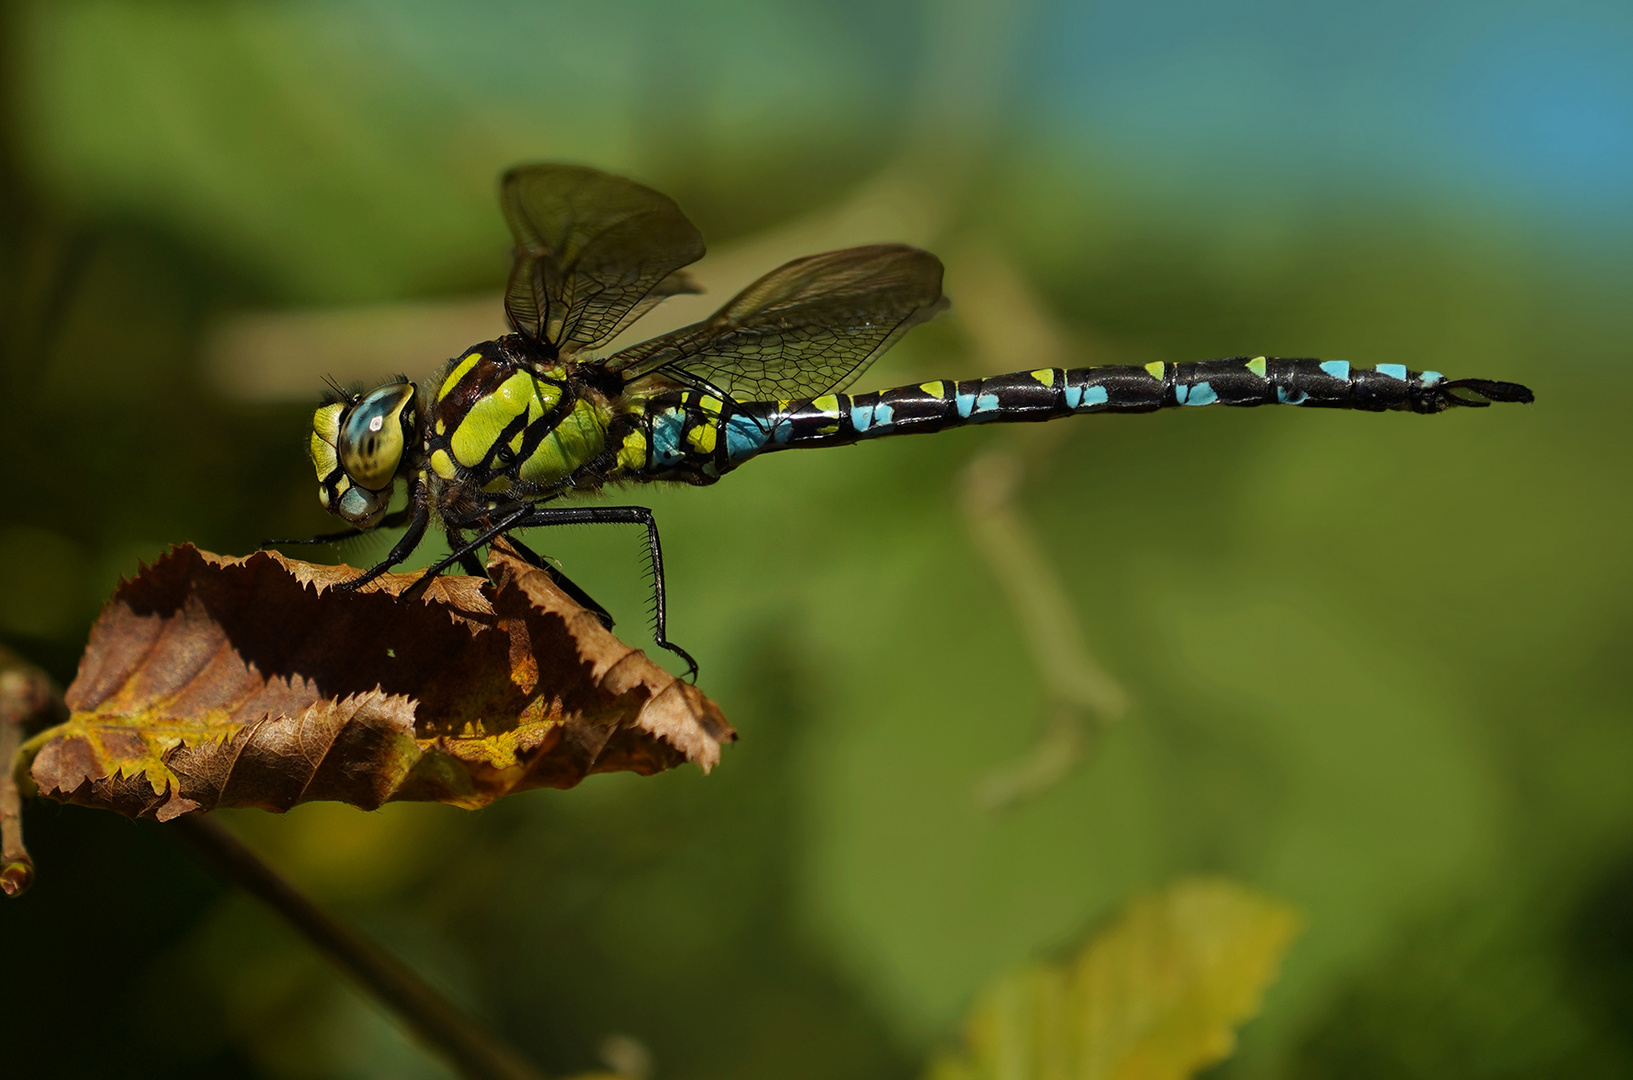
[502,164,706,354]
[606,244,947,401]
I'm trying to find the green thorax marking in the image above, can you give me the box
[426,340,610,497]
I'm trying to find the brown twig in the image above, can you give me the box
[168,814,546,1080]
[1,644,65,897]
[0,699,32,897]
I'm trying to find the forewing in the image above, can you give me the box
[607,244,946,400]
[502,165,706,353]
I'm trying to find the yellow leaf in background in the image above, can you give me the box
[927,878,1303,1080]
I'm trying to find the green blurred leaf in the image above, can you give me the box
[925,878,1302,1080]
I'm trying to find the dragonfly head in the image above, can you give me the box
[310,380,419,528]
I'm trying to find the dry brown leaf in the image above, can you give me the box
[23,545,734,820]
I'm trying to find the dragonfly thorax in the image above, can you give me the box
[309,380,419,528]
[423,339,613,511]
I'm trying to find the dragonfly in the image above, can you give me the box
[276,163,1534,679]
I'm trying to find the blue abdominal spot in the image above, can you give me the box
[1064,383,1110,410]
[1176,381,1218,406]
[852,401,894,430]
[652,412,685,465]
[725,414,770,461]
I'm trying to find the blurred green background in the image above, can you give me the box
[2,0,1630,1077]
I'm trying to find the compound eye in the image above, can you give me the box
[337,484,389,529]
[338,382,415,490]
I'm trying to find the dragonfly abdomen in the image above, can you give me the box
[764,356,1526,447]
[627,357,1531,481]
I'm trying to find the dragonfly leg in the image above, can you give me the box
[413,504,695,680]
[335,503,433,593]
[261,526,364,548]
[494,536,617,631]
[444,528,489,577]
[504,506,697,682]
[409,504,534,587]
[260,507,415,549]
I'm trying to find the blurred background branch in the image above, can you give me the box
[171,815,549,1080]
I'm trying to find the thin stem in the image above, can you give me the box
[960,449,1130,811]
[1,644,63,897]
[0,694,31,896]
[168,815,546,1080]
